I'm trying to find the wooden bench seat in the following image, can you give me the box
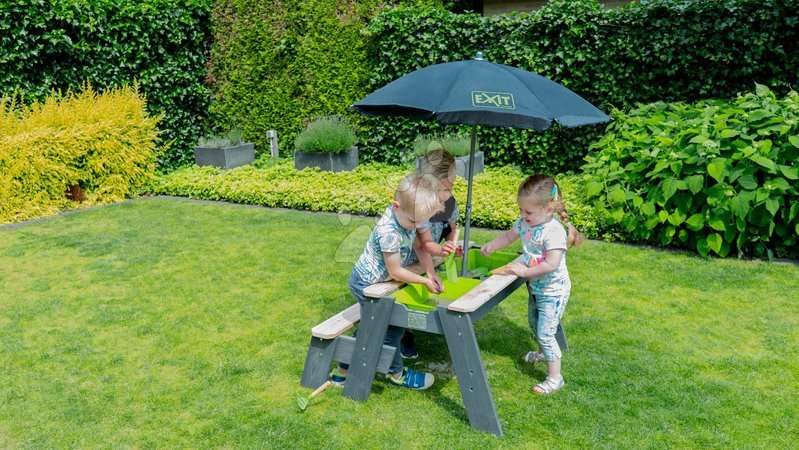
[311,303,360,339]
[302,304,394,389]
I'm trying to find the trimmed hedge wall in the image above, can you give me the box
[358,0,799,171]
[1,85,160,225]
[142,159,602,238]
[0,0,212,171]
[7,0,796,175]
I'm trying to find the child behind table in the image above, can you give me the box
[331,173,444,390]
[417,148,460,257]
[480,174,584,395]
[401,148,462,359]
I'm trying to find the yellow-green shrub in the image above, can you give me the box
[0,84,161,224]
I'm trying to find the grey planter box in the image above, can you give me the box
[294,146,358,172]
[194,143,255,169]
[416,151,484,178]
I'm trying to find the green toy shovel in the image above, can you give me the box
[444,252,458,284]
[445,230,460,283]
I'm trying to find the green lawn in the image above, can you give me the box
[1,197,797,448]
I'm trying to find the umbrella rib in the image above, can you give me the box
[433,62,468,115]
[497,63,554,121]
[498,63,609,126]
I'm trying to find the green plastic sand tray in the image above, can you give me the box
[393,277,482,312]
[455,249,517,276]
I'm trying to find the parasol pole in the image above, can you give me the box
[460,125,478,276]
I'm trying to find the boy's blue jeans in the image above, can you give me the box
[339,270,405,375]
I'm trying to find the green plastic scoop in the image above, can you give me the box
[444,252,458,283]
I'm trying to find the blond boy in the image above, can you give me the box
[332,173,442,390]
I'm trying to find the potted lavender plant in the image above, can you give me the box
[194,129,254,170]
[294,116,358,172]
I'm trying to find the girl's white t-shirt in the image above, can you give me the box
[512,216,571,297]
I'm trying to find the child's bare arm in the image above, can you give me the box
[419,226,458,257]
[480,229,519,256]
[413,236,442,286]
[507,249,564,278]
[384,251,441,293]
[418,228,445,257]
[444,222,458,242]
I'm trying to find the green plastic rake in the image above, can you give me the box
[296,380,332,412]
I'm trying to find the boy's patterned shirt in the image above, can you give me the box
[513,216,571,297]
[353,205,417,285]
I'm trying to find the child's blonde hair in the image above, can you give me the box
[419,148,456,183]
[395,173,443,219]
[517,174,584,247]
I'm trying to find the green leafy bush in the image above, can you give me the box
[143,159,600,236]
[295,117,357,154]
[582,85,799,259]
[209,0,441,160]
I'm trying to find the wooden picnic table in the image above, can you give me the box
[346,254,526,436]
[300,251,568,436]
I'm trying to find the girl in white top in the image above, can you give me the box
[480,174,584,395]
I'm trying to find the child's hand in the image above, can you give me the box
[440,240,457,256]
[506,262,529,278]
[424,277,442,294]
[480,243,494,257]
[428,272,444,292]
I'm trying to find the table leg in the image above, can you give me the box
[555,322,569,351]
[300,336,336,389]
[438,306,503,437]
[342,297,395,402]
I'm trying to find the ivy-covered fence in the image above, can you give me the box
[207,0,442,159]
[359,0,799,171]
[6,0,797,173]
[0,0,212,171]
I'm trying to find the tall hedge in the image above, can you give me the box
[359,0,799,171]
[0,0,212,171]
[208,0,443,158]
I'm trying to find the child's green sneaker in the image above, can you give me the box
[387,368,434,390]
[330,367,347,387]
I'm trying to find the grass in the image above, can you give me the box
[0,197,797,448]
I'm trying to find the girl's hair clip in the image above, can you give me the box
[551,184,558,199]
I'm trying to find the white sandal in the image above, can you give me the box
[533,376,564,395]
[522,351,545,364]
